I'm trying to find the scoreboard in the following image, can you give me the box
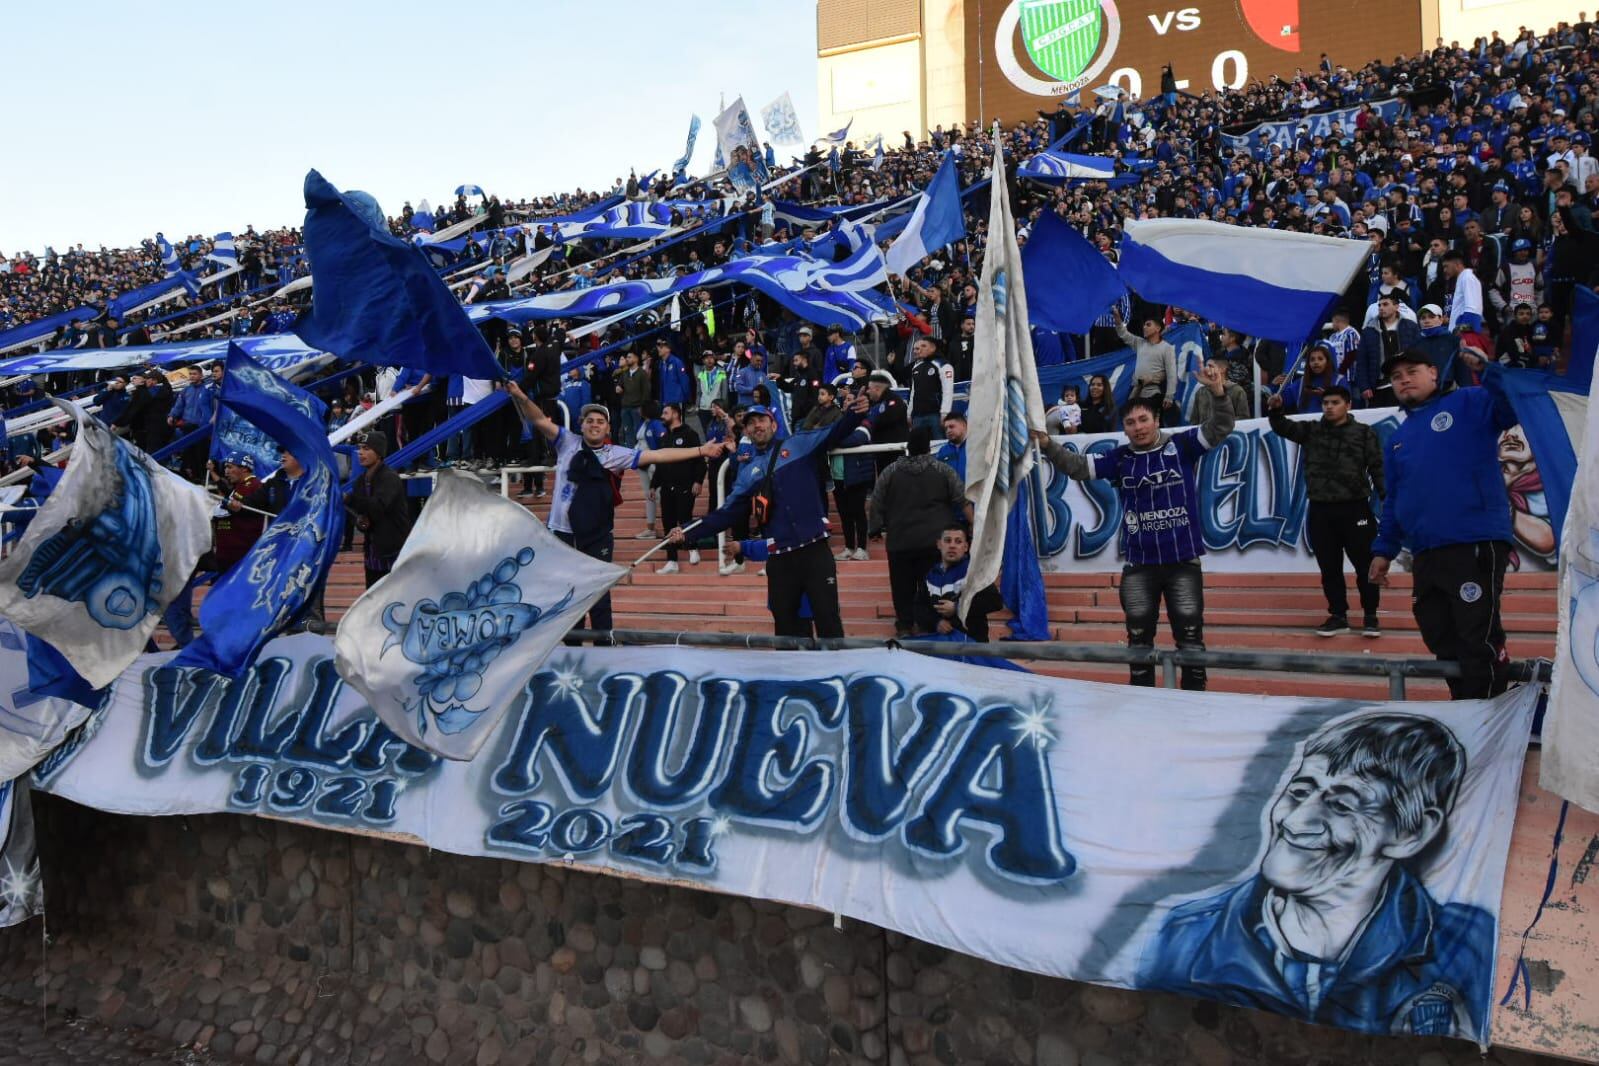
[963,0,1423,120]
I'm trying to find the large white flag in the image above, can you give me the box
[714,96,764,175]
[1543,371,1599,812]
[0,399,212,689]
[961,137,1047,623]
[760,91,804,146]
[333,470,624,761]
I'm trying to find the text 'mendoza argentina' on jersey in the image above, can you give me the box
[1087,429,1215,566]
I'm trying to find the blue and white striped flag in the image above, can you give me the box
[817,118,853,145]
[157,233,181,275]
[760,92,804,146]
[673,115,701,175]
[868,133,885,171]
[206,232,237,267]
[961,136,1048,639]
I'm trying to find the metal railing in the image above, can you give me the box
[565,628,1553,700]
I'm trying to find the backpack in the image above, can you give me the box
[566,446,624,541]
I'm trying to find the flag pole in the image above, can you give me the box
[631,518,703,570]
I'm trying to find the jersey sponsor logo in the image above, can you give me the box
[1128,507,1192,533]
[1431,412,1454,432]
[1119,467,1184,490]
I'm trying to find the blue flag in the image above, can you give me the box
[294,170,505,381]
[1021,210,1125,335]
[884,152,966,275]
[25,633,107,709]
[1568,284,1599,393]
[1036,345,1139,407]
[672,115,700,175]
[172,344,346,676]
[211,351,327,472]
[1003,470,1051,641]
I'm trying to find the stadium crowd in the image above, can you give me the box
[0,17,1593,699]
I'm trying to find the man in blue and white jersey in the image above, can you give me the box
[1034,362,1235,690]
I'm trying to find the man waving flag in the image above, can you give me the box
[961,135,1050,640]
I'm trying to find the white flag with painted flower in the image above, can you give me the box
[333,470,624,761]
[0,399,213,689]
[760,92,804,146]
[960,136,1047,625]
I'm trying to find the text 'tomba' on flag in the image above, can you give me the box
[333,470,624,761]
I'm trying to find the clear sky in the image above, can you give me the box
[0,0,819,254]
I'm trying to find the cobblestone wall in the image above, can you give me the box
[0,796,1564,1066]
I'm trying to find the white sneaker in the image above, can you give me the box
[835,547,853,561]
[633,530,657,540]
[657,562,680,574]
[689,550,701,565]
[718,561,746,576]
[756,567,767,577]
[852,548,869,561]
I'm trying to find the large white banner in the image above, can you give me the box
[1037,409,1557,573]
[19,637,1535,1044]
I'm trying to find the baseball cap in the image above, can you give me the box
[579,403,611,421]
[1419,303,1445,318]
[1577,132,1593,146]
[1512,237,1533,253]
[743,404,775,419]
[1382,348,1435,376]
[223,455,255,470]
[797,325,813,335]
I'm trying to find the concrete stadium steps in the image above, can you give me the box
[185,473,1558,702]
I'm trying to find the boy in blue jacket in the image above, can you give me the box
[1368,349,1518,698]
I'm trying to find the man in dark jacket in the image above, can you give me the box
[773,350,822,424]
[868,426,969,636]
[1356,295,1421,406]
[1369,350,1518,699]
[346,431,413,588]
[1268,385,1385,637]
[652,403,704,573]
[116,369,174,453]
[671,393,875,637]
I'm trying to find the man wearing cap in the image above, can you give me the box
[504,383,721,635]
[863,368,909,472]
[1369,348,1518,699]
[792,325,824,372]
[346,432,412,589]
[668,390,875,638]
[1492,239,1542,323]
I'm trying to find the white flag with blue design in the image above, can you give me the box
[0,399,213,689]
[205,232,237,267]
[760,92,803,146]
[961,137,1047,631]
[333,470,624,761]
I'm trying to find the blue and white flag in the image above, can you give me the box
[455,184,485,197]
[673,115,701,175]
[1223,97,1407,153]
[0,776,42,928]
[1119,220,1368,342]
[155,233,201,299]
[760,92,803,146]
[206,232,237,267]
[0,399,212,688]
[961,136,1048,639]
[884,151,966,276]
[294,169,506,382]
[470,242,893,331]
[174,346,345,677]
[1021,210,1124,335]
[210,356,327,475]
[1036,344,1138,407]
[157,233,181,276]
[0,619,100,782]
[539,200,711,243]
[1543,361,1599,812]
[714,96,769,182]
[816,118,852,145]
[867,133,885,172]
[1018,151,1117,183]
[334,469,624,760]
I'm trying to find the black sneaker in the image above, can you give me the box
[1314,616,1349,637]
[1362,614,1381,638]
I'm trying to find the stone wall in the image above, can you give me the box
[0,795,1565,1066]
